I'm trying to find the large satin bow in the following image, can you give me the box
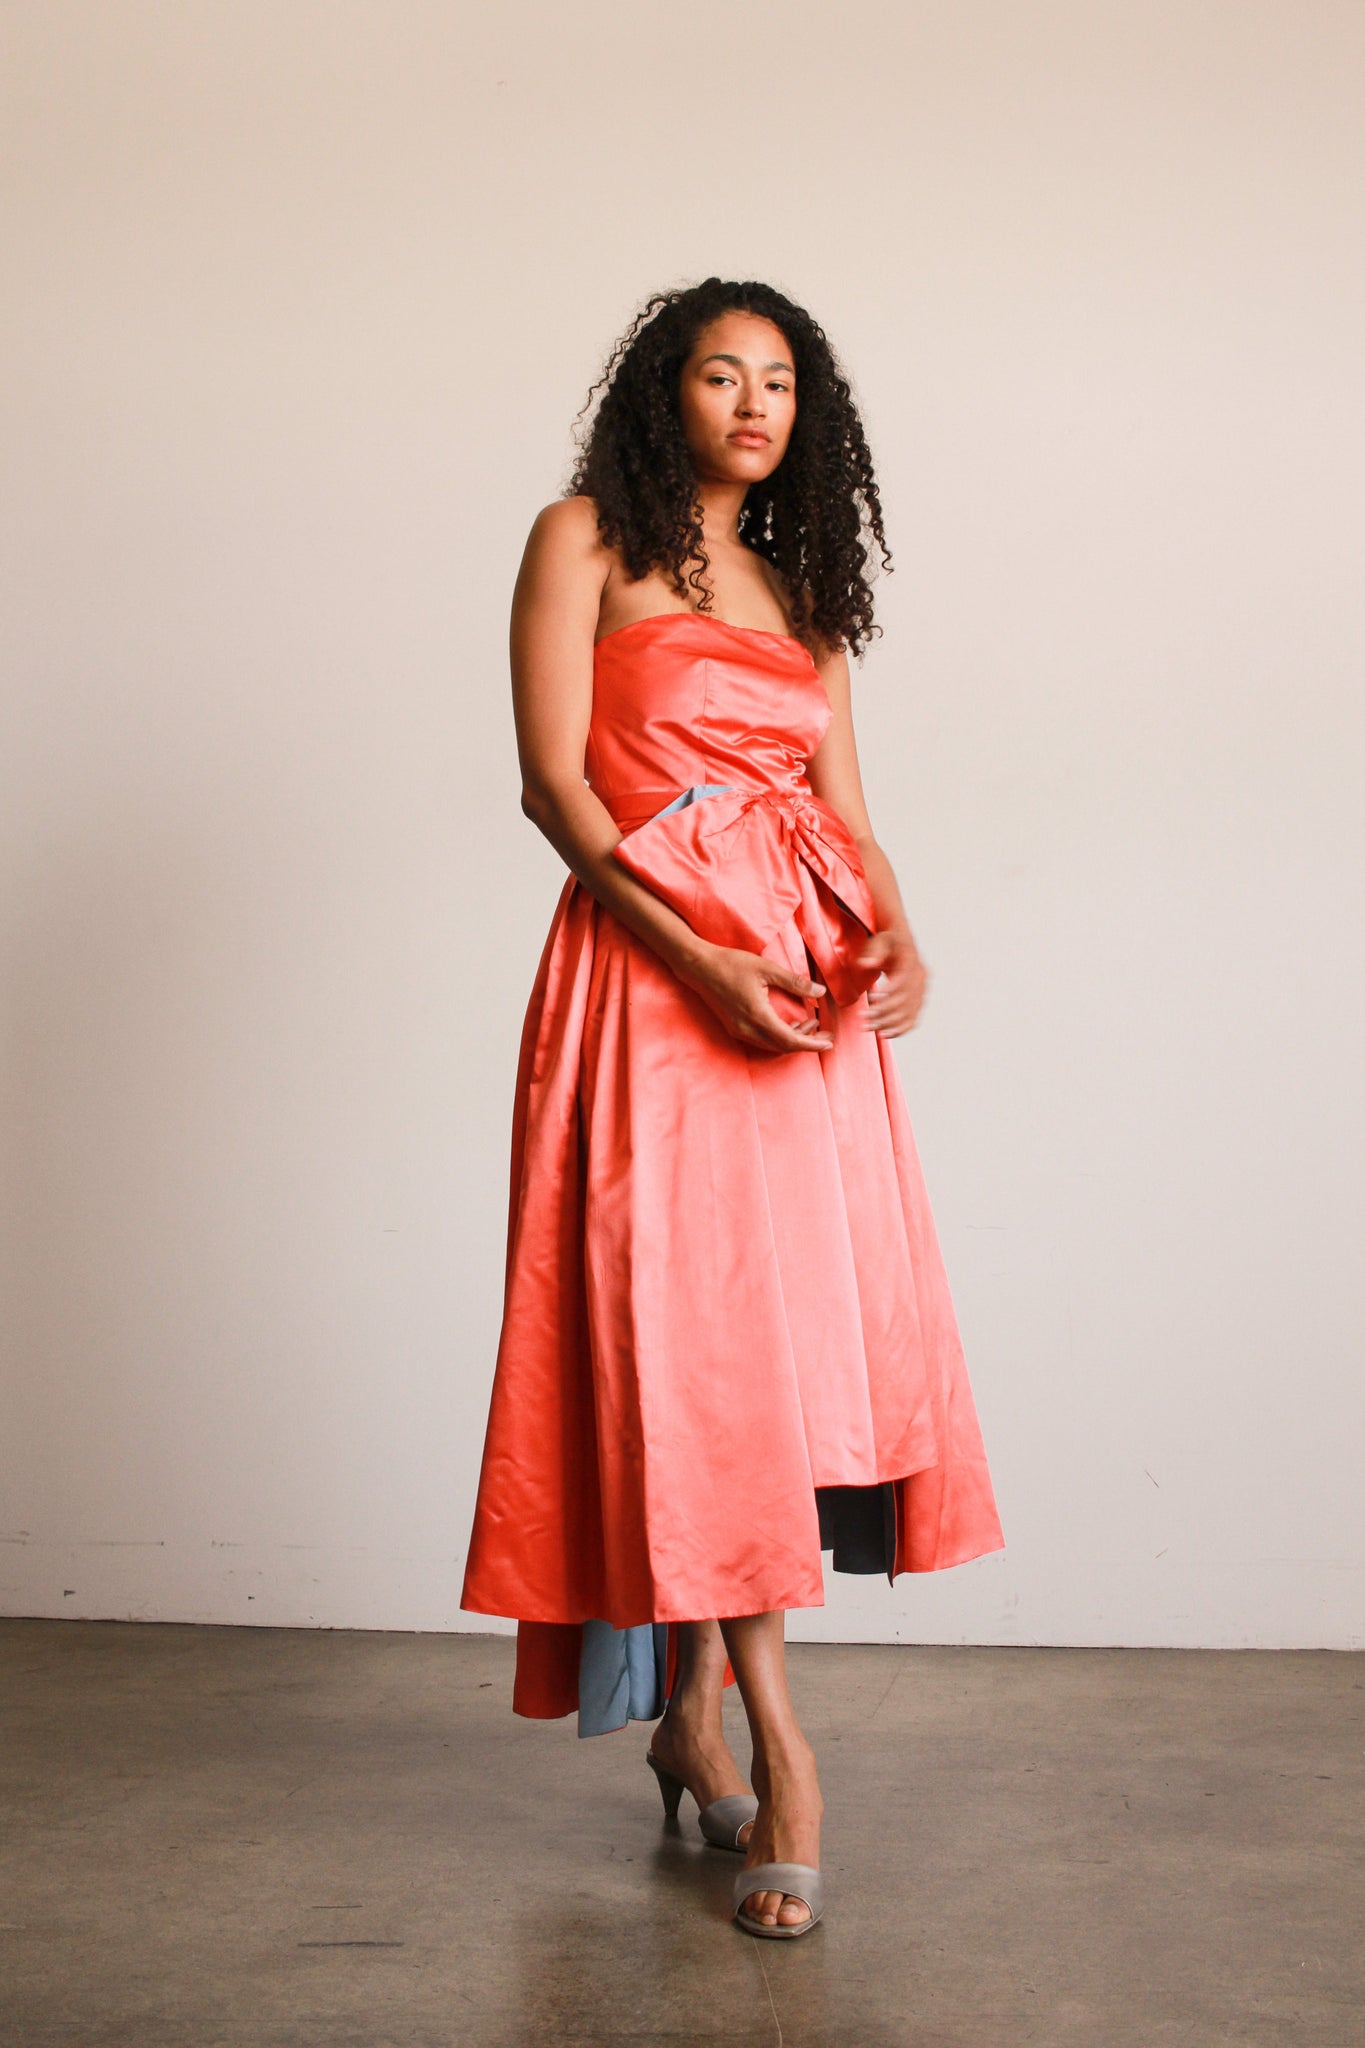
[609,782,881,1007]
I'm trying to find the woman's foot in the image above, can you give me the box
[648,1703,756,1848]
[738,1733,824,1929]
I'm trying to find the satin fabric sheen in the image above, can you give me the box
[459,612,1005,1720]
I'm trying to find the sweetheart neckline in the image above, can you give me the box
[593,611,815,661]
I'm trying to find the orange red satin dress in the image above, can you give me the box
[459,611,1005,1720]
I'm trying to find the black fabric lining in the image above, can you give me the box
[815,1481,897,1582]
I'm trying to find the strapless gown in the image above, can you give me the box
[459,612,1005,1732]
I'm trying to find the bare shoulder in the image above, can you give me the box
[512,496,611,644]
[524,493,608,562]
[516,496,608,601]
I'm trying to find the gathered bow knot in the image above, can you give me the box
[609,781,881,1009]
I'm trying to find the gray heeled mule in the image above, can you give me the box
[645,1750,759,1852]
[732,1860,825,1939]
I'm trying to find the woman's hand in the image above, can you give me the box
[857,925,929,1037]
[675,944,834,1055]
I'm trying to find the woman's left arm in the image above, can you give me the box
[804,640,931,1038]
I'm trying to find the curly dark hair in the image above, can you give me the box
[566,277,892,658]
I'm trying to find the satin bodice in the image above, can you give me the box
[586,611,832,820]
[587,612,880,1007]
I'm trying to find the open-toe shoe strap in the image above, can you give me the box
[698,1794,760,1847]
[732,1860,823,1917]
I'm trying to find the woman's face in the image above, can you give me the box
[677,311,797,485]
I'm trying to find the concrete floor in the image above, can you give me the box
[0,1623,1359,2048]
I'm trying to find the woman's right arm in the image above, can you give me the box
[509,499,830,1054]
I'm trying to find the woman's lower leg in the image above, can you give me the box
[649,1620,755,1838]
[718,1610,823,1929]
[667,1617,730,1712]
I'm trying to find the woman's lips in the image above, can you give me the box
[730,433,769,447]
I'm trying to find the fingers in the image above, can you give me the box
[749,1018,834,1054]
[772,971,825,1000]
[711,950,832,1053]
[786,1016,830,1045]
[719,946,933,1047]
[865,972,929,1036]
[865,1006,916,1037]
[740,998,832,1053]
[745,962,829,1051]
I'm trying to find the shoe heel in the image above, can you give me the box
[645,1750,686,1819]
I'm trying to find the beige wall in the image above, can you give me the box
[3,2,1362,1647]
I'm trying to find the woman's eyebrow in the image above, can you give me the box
[699,351,795,374]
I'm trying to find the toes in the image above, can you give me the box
[740,1887,811,1928]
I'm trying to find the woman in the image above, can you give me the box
[460,277,1005,1939]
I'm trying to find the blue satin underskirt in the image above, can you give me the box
[577,1618,671,1736]
[649,780,736,817]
